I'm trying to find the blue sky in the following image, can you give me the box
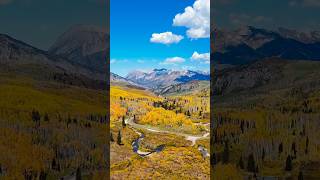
[111,0,210,77]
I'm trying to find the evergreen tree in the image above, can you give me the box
[292,142,297,158]
[239,156,244,169]
[44,113,49,122]
[285,155,292,171]
[122,116,126,127]
[247,153,256,173]
[305,136,309,154]
[298,171,304,180]
[110,132,114,142]
[39,171,47,180]
[117,130,122,145]
[187,110,191,116]
[278,142,283,157]
[222,140,229,163]
[31,109,41,127]
[76,167,81,180]
[212,153,217,165]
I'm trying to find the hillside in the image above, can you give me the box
[156,80,210,96]
[0,26,108,179]
[213,58,320,99]
[0,33,107,90]
[212,58,320,179]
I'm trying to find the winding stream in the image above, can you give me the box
[126,118,210,158]
[130,127,165,157]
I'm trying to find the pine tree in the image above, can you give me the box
[110,132,114,142]
[117,130,122,145]
[298,171,304,180]
[212,153,217,165]
[76,167,81,180]
[285,155,292,171]
[222,140,229,163]
[122,116,126,127]
[239,156,244,169]
[31,109,41,127]
[187,110,191,116]
[247,153,256,173]
[292,142,297,158]
[39,171,47,180]
[44,113,49,122]
[278,142,283,157]
[305,136,309,154]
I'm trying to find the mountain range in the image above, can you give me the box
[212,26,320,65]
[124,68,210,89]
[0,24,108,89]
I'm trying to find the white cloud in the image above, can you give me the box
[150,32,184,44]
[110,59,128,64]
[161,57,185,65]
[110,59,116,64]
[173,0,210,39]
[191,51,210,63]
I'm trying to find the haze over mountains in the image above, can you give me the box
[0,24,108,89]
[212,26,320,65]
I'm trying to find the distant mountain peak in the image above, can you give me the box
[126,69,209,89]
[48,24,109,73]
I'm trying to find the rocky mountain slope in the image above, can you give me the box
[155,80,210,96]
[110,72,144,89]
[126,68,210,89]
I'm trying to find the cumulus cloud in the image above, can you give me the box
[161,57,185,65]
[191,52,210,64]
[150,32,184,44]
[173,0,210,39]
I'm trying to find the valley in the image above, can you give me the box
[110,72,211,179]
